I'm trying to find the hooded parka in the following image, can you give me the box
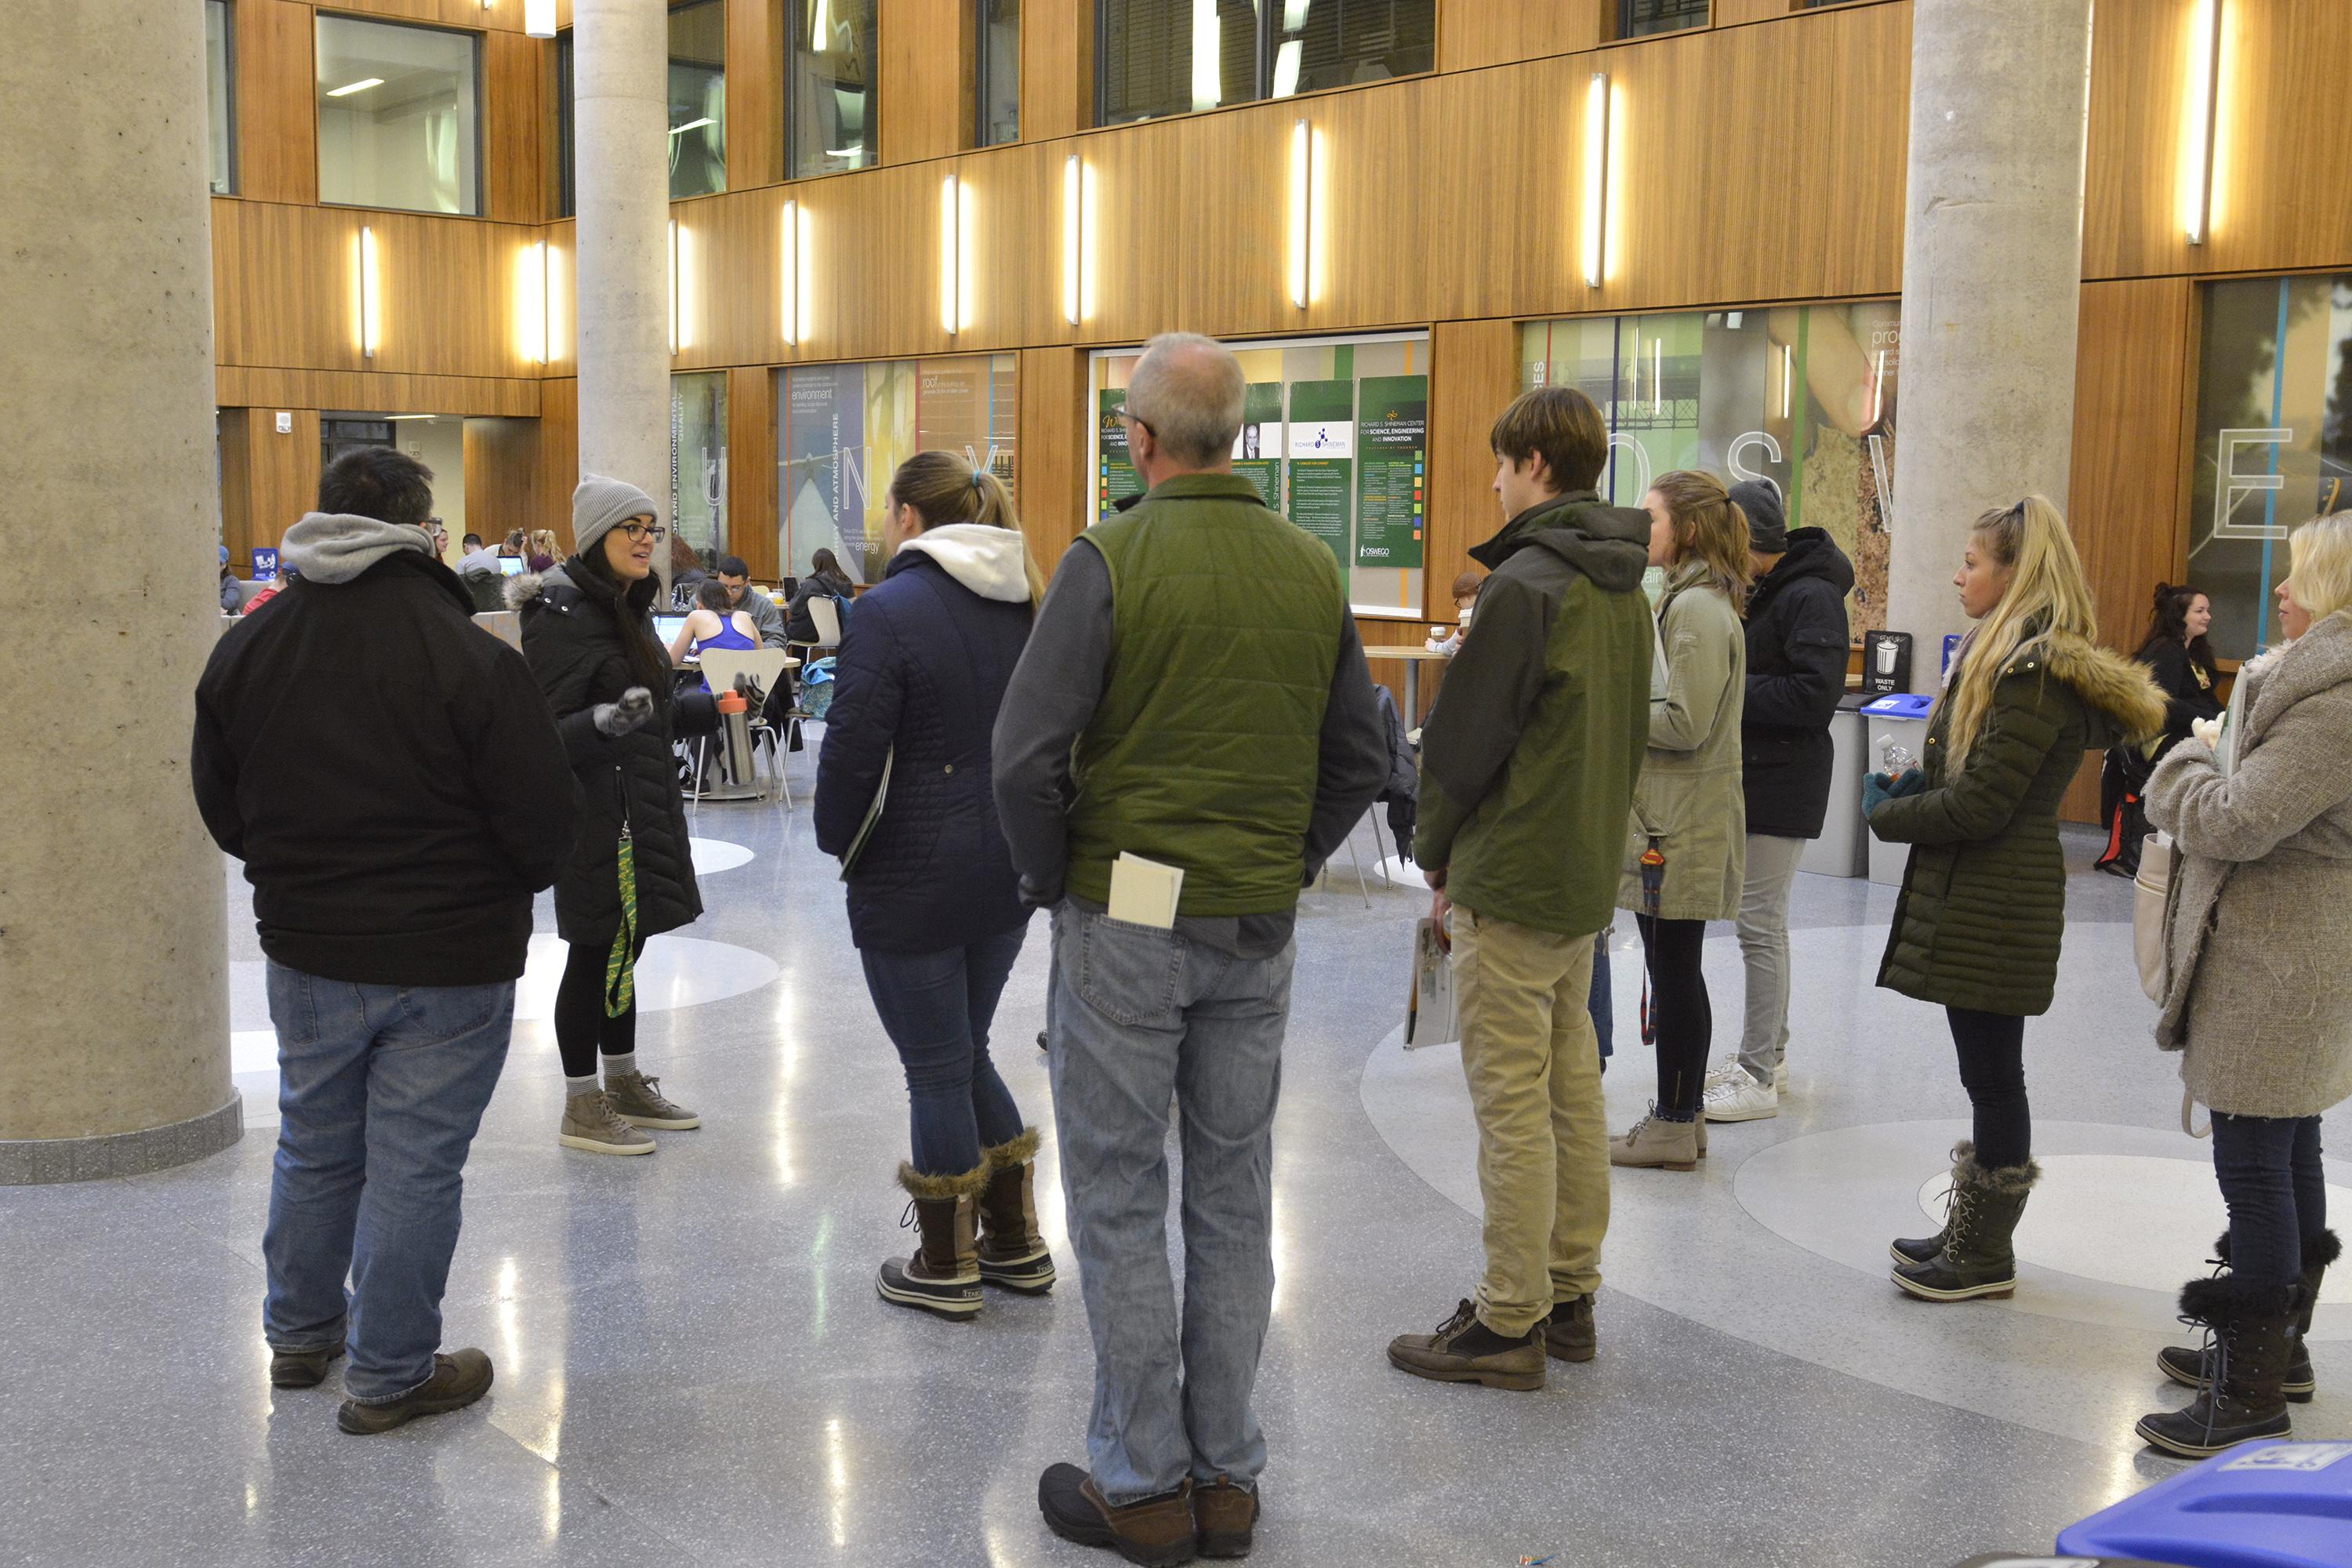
[511,562,717,948]
[1617,567,1748,922]
[1871,633,2165,1016]
[1742,528,1853,839]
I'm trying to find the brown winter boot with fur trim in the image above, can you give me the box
[978,1128,1056,1294]
[2137,1275,2299,1457]
[1890,1146,2039,1302]
[878,1163,987,1320]
[2160,1229,2336,1403]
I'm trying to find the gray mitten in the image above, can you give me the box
[592,687,655,737]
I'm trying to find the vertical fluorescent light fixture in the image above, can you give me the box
[782,200,800,346]
[668,218,681,354]
[517,239,549,364]
[1191,0,1221,111]
[2181,0,2225,245]
[1287,118,1312,308]
[941,174,971,335]
[1581,71,1610,288]
[1062,155,1083,325]
[358,224,381,358]
[523,0,556,38]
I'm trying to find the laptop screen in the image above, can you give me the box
[652,615,688,646]
[498,556,525,576]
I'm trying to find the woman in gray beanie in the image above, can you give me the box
[510,475,721,1156]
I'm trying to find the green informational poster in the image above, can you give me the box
[1355,374,1427,570]
[1232,382,1284,510]
[1286,379,1355,570]
[1097,389,1143,522]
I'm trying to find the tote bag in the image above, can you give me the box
[2134,829,2173,1004]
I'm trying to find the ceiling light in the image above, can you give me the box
[328,78,384,97]
[524,0,556,38]
[1272,40,1302,100]
[670,118,715,137]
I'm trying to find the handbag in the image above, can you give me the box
[1404,916,1458,1049]
[2132,829,2173,1005]
[837,746,893,881]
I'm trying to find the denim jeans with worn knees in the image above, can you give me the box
[2210,1112,2327,1289]
[859,927,1029,1176]
[1735,833,1806,1082]
[1046,906,1291,1505]
[261,962,514,1403]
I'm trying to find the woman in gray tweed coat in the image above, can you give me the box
[2135,514,2352,1458]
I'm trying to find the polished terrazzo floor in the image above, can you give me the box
[7,750,2347,1567]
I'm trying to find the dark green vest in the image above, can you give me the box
[1066,474,1346,916]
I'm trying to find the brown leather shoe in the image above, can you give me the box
[1038,1462,1197,1566]
[1192,1477,1258,1559]
[1386,1299,1544,1392]
[336,1348,494,1435]
[1542,1294,1596,1363]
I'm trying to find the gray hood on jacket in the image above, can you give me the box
[280,512,435,584]
[1474,492,1652,594]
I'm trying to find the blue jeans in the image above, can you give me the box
[261,963,514,1403]
[2211,1112,2328,1289]
[1047,906,1293,1505]
[858,927,1029,1176]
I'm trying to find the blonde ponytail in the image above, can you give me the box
[886,448,1048,608]
[1940,495,2100,768]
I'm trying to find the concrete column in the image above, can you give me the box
[1885,0,2094,689]
[572,0,673,589]
[0,0,238,1181]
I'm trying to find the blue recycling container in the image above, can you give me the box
[2056,1441,2352,1568]
[1860,691,1936,720]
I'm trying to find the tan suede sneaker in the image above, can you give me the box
[604,1071,700,1129]
[560,1090,655,1155]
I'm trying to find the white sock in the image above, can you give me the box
[564,1074,599,1097]
[603,1052,637,1081]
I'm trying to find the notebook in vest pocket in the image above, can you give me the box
[1108,853,1185,928]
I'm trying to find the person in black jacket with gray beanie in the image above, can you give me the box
[511,475,720,1156]
[1700,480,1853,1123]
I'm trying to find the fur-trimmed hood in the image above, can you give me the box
[2007,631,2169,748]
[503,568,547,612]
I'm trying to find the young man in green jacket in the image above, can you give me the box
[1386,386,1655,1392]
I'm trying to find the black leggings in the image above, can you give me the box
[555,937,639,1080]
[1639,915,1711,1118]
[1947,1006,2030,1169]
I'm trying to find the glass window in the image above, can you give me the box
[315,16,481,215]
[1522,306,1899,636]
[673,372,729,571]
[206,1,234,194]
[1099,0,1432,125]
[668,1,726,199]
[556,30,575,218]
[2190,274,2352,659]
[1101,0,1261,125]
[1090,334,1427,616]
[1271,0,1434,100]
[1619,0,1708,38]
[789,0,879,179]
[776,354,1017,583]
[978,0,1021,147]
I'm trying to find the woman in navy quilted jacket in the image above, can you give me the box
[815,450,1054,1322]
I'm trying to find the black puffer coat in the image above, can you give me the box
[1741,527,1853,839]
[513,563,717,948]
[814,541,1032,953]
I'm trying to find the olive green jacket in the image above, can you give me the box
[1871,633,2166,1016]
[1617,570,1748,922]
[1417,492,1654,938]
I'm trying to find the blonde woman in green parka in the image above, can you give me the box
[1610,470,1751,1173]
[1868,497,2164,1305]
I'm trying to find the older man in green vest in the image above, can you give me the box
[995,332,1387,1563]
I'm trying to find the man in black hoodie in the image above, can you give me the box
[1700,480,1853,1123]
[191,448,577,1436]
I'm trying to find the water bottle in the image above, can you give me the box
[1876,733,1919,773]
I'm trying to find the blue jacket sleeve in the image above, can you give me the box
[814,594,902,857]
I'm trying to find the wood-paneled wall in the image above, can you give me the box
[216,406,321,563]
[234,0,318,205]
[1014,347,1092,569]
[881,0,978,165]
[726,365,780,580]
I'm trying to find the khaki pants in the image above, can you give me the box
[1450,907,1607,1338]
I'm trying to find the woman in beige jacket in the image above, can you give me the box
[2135,514,2352,1459]
[1612,470,1751,1171]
